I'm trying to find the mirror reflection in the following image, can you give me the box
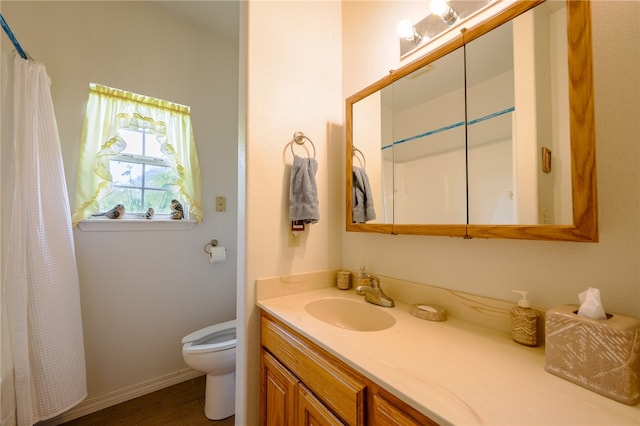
[346,0,597,241]
[352,88,389,224]
[466,0,571,225]
[392,47,466,225]
[465,20,516,225]
[350,0,577,227]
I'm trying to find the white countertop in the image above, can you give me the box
[257,287,640,425]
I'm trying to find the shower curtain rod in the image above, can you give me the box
[0,13,28,59]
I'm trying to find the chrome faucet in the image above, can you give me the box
[356,274,395,307]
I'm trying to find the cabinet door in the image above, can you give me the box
[261,313,366,425]
[261,349,299,426]
[298,384,346,426]
[372,393,439,426]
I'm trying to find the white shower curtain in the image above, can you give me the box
[0,52,87,425]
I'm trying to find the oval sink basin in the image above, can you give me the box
[305,298,396,331]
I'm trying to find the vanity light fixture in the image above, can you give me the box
[397,0,493,58]
[430,0,459,26]
[396,19,423,45]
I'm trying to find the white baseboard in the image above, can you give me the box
[40,368,203,425]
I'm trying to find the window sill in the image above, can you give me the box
[77,218,197,232]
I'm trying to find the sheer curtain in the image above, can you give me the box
[71,83,203,225]
[1,53,87,425]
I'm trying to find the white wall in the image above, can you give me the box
[239,1,343,423]
[1,0,239,405]
[342,1,640,318]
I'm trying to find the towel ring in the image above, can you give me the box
[353,147,366,169]
[290,131,316,159]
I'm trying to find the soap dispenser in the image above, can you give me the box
[510,290,540,347]
[357,264,370,287]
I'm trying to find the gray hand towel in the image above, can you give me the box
[290,155,319,224]
[352,166,376,223]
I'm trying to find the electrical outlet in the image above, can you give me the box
[542,208,550,224]
[216,196,226,212]
[288,232,300,247]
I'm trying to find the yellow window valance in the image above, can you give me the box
[71,83,202,225]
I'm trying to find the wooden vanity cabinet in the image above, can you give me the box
[261,311,365,425]
[261,349,344,425]
[260,311,438,426]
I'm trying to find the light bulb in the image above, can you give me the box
[396,19,415,40]
[429,0,449,17]
[429,0,458,25]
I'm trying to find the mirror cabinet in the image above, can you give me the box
[346,0,597,242]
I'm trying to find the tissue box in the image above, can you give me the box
[545,304,640,405]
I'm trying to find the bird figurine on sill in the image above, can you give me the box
[170,199,184,220]
[92,204,125,219]
[144,207,155,219]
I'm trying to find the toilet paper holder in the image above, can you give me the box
[204,239,226,254]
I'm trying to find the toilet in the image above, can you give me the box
[181,319,236,420]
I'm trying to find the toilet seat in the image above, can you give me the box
[182,319,236,353]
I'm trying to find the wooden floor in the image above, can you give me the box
[62,376,235,426]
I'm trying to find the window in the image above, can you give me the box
[72,84,202,226]
[102,128,178,215]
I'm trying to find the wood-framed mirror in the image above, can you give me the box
[346,0,597,242]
